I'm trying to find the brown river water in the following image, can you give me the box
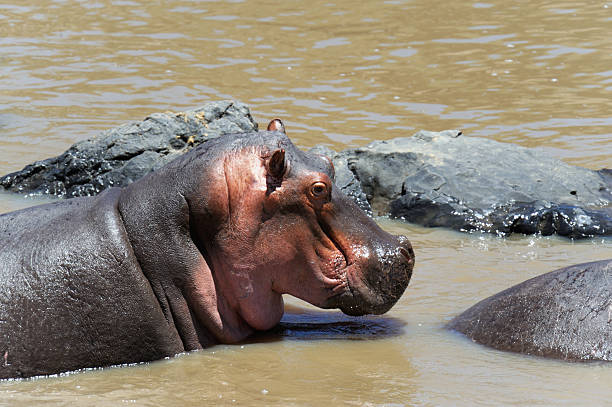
[1,0,612,405]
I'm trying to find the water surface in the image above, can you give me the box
[1,0,611,405]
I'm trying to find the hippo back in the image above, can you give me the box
[447,259,612,361]
[0,189,181,378]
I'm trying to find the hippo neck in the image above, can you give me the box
[116,169,254,350]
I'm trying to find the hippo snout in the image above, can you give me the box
[397,235,415,275]
[339,235,414,316]
[368,236,414,305]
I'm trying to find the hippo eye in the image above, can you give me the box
[310,182,328,198]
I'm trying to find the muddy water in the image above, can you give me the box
[1,0,611,405]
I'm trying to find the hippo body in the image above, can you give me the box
[0,125,414,379]
[447,259,612,361]
[0,189,179,378]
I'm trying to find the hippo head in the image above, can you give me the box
[181,120,414,342]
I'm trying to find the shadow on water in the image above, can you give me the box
[244,304,407,344]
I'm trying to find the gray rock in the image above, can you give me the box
[3,107,611,238]
[0,101,257,198]
[333,130,612,238]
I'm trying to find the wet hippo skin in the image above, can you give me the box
[0,120,414,379]
[447,259,611,361]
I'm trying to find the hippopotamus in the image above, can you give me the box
[447,259,611,361]
[0,119,414,379]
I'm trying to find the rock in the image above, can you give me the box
[331,130,612,238]
[3,106,611,238]
[0,101,257,198]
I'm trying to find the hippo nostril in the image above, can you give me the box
[399,247,413,264]
[396,246,415,282]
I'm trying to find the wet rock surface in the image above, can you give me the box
[0,101,257,197]
[327,130,612,238]
[2,106,611,238]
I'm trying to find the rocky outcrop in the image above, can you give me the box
[2,104,611,238]
[319,130,612,238]
[0,101,256,197]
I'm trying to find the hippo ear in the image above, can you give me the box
[267,118,286,134]
[265,149,286,194]
[267,149,286,179]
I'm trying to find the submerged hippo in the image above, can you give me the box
[0,120,414,379]
[447,259,611,361]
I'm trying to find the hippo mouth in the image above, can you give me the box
[317,220,414,317]
[315,219,351,294]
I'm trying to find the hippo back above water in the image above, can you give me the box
[0,120,414,379]
[447,259,611,361]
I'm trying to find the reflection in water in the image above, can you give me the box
[249,306,406,343]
